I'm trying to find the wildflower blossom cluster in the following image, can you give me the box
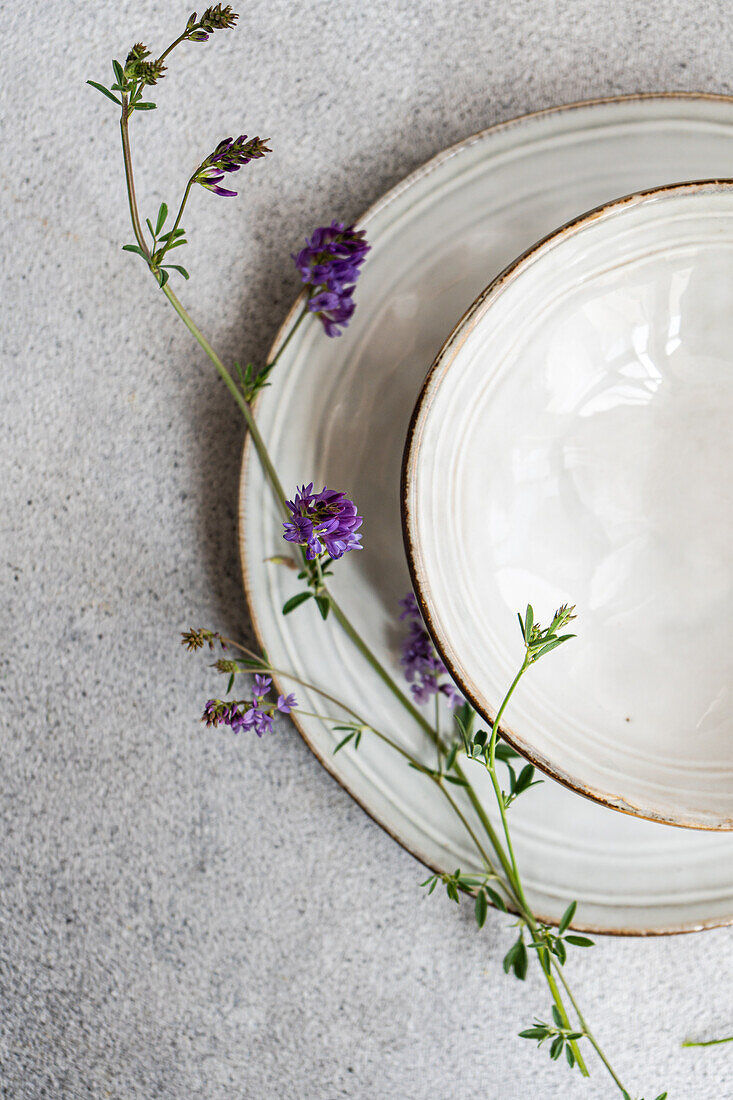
[283,483,362,560]
[202,675,297,736]
[399,593,463,707]
[292,221,371,336]
[194,134,271,196]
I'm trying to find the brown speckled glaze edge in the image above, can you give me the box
[401,178,733,834]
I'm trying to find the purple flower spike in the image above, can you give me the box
[195,134,271,198]
[292,221,370,336]
[277,692,297,714]
[399,593,464,709]
[252,674,272,698]
[253,709,274,737]
[283,483,362,560]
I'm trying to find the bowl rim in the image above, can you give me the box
[401,177,733,832]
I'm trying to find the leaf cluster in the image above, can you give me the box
[281,559,334,621]
[528,903,594,966]
[87,57,158,112]
[237,360,276,403]
[518,602,576,664]
[122,202,190,287]
[332,723,365,753]
[519,1007,585,1068]
[462,727,542,810]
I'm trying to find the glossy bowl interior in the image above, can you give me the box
[403,181,733,829]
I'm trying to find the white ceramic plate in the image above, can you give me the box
[403,181,733,831]
[240,95,733,933]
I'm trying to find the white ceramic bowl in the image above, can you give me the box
[403,180,733,830]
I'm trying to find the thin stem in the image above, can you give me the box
[119,99,150,258]
[160,284,289,518]
[436,781,498,875]
[157,30,189,65]
[489,658,528,771]
[157,173,195,262]
[553,963,624,1089]
[266,303,309,370]
[683,1035,733,1048]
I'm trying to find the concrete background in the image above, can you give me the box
[2,1,732,1097]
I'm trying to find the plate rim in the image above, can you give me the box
[401,177,733,833]
[239,92,733,935]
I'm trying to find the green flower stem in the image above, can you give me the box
[481,657,589,1076]
[119,98,150,258]
[157,30,190,65]
[160,283,289,519]
[266,303,309,371]
[487,655,531,907]
[553,962,626,1090]
[157,173,195,262]
[436,781,503,880]
[682,1035,733,1048]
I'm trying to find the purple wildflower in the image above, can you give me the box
[283,483,362,560]
[252,674,272,698]
[292,221,370,336]
[399,593,463,709]
[201,676,297,737]
[195,134,271,197]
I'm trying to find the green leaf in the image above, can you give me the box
[134,101,157,110]
[226,673,234,694]
[444,742,459,771]
[485,886,507,913]
[513,940,528,980]
[535,635,575,659]
[550,1035,564,1060]
[517,611,526,641]
[554,938,567,965]
[158,269,169,287]
[442,775,469,787]
[155,202,168,234]
[558,900,577,935]
[502,943,518,974]
[524,604,534,639]
[519,1026,548,1040]
[551,1005,563,1028]
[565,1044,575,1068]
[121,244,148,258]
[654,1094,668,1100]
[112,59,125,84]
[159,227,186,242]
[315,595,330,620]
[495,742,520,762]
[513,763,536,796]
[87,79,122,105]
[564,935,594,948]
[164,264,190,280]
[282,591,312,615]
[333,731,356,753]
[475,889,488,928]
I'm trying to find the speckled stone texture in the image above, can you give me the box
[2,2,732,1097]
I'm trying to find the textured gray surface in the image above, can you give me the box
[2,1,733,1097]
